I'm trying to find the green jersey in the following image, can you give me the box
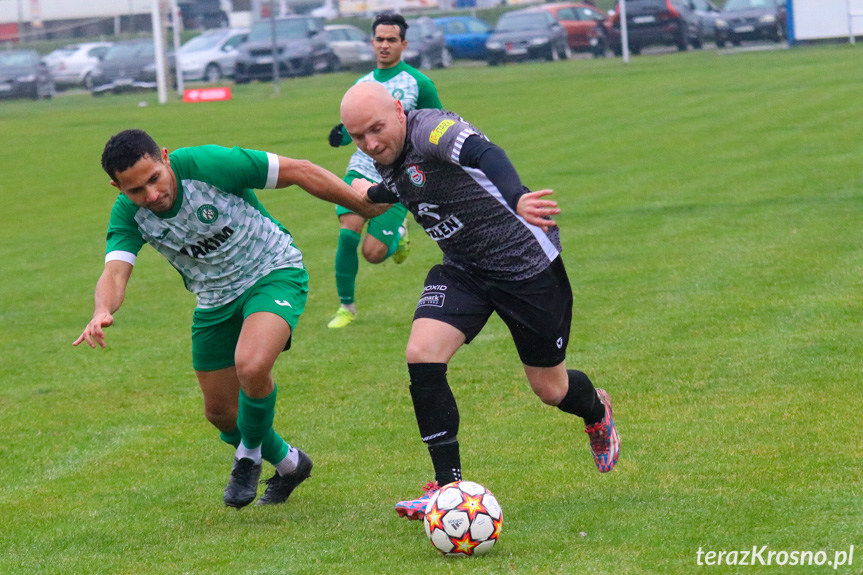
[105,145,303,309]
[344,62,442,183]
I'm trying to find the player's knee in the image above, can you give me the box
[234,355,272,387]
[405,341,432,364]
[204,405,237,430]
[362,242,387,263]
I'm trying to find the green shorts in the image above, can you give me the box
[336,170,408,247]
[191,267,308,372]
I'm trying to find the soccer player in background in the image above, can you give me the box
[324,12,443,329]
[340,83,621,519]
[74,129,384,508]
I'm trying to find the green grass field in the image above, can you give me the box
[1,44,861,574]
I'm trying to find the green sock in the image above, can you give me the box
[261,428,291,466]
[219,428,242,448]
[238,386,277,450]
[335,228,360,305]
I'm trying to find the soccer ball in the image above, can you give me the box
[423,481,503,557]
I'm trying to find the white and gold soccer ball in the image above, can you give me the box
[423,481,503,557]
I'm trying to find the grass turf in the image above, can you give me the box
[1,44,861,574]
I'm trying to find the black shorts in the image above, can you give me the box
[413,257,572,368]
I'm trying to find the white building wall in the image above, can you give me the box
[790,0,863,41]
[0,0,153,24]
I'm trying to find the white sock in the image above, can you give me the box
[342,303,356,314]
[236,441,262,464]
[274,447,299,476]
[398,225,406,239]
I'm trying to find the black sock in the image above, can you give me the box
[408,362,462,484]
[428,437,462,486]
[557,369,605,425]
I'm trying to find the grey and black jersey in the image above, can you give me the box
[375,109,561,281]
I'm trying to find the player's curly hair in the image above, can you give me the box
[372,12,409,40]
[101,129,161,183]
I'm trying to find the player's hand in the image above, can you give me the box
[351,178,390,218]
[73,312,114,349]
[328,124,345,148]
[350,178,373,194]
[516,189,560,232]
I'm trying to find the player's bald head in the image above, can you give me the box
[340,83,407,166]
[340,82,396,124]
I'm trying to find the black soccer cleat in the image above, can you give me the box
[255,449,313,506]
[223,457,262,509]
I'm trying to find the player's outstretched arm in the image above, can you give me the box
[275,157,386,219]
[73,260,133,349]
[516,190,560,232]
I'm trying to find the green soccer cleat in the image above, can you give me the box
[327,307,356,329]
[392,218,410,265]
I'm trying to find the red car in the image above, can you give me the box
[537,3,609,57]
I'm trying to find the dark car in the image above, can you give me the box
[90,40,157,95]
[0,50,54,100]
[178,0,229,30]
[485,8,570,66]
[714,0,786,47]
[690,0,722,44]
[607,0,703,55]
[434,16,492,60]
[233,15,336,82]
[404,17,451,70]
[538,3,608,57]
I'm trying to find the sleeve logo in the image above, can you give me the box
[429,120,456,145]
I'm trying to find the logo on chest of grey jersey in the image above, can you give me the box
[426,215,464,241]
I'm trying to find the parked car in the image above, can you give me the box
[714,0,786,47]
[690,0,722,44]
[607,0,703,55]
[0,50,54,100]
[176,27,247,82]
[43,42,112,90]
[404,17,451,69]
[178,0,229,30]
[537,3,608,57]
[90,40,157,95]
[233,15,336,82]
[485,8,571,66]
[325,24,375,70]
[433,16,492,60]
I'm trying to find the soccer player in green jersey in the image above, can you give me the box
[74,129,383,509]
[324,12,443,329]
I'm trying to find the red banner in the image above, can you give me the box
[183,87,232,103]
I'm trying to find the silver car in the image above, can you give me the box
[177,27,248,83]
[44,42,112,90]
[325,24,375,71]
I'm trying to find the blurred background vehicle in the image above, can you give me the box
[234,15,336,82]
[176,27,248,83]
[433,16,492,60]
[325,24,375,71]
[404,17,452,69]
[715,0,786,47]
[485,8,570,66]
[43,42,112,91]
[538,3,609,57]
[178,0,229,30]
[691,0,722,45]
[0,50,54,100]
[90,39,157,95]
[607,0,702,55]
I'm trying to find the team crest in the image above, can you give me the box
[196,204,219,224]
[406,165,426,187]
[391,88,405,101]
